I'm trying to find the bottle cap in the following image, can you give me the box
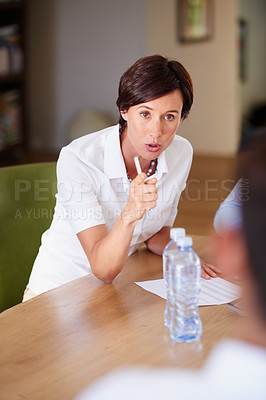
[176,236,193,247]
[170,228,186,241]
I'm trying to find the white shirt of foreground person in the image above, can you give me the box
[27,124,192,294]
[76,339,266,400]
[213,180,243,234]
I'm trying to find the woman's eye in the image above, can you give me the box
[165,114,174,121]
[140,111,150,118]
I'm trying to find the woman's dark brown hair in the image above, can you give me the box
[116,55,193,133]
[240,132,266,322]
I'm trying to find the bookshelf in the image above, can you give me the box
[0,0,26,166]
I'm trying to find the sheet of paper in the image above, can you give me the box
[135,277,240,306]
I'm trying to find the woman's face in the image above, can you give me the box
[121,89,183,161]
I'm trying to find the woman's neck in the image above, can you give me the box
[120,129,154,179]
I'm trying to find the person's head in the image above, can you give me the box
[240,133,266,324]
[215,133,266,327]
[116,55,193,135]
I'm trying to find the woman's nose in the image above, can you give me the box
[150,120,162,141]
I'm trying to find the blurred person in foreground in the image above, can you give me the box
[214,128,266,235]
[76,134,266,400]
[24,55,219,300]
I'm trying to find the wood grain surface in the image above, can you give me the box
[0,236,240,400]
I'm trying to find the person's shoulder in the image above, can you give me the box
[202,339,266,399]
[172,133,193,155]
[165,134,193,168]
[66,124,118,154]
[59,124,118,164]
[207,339,266,368]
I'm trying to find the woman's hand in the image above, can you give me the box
[124,173,158,223]
[78,173,157,284]
[201,258,221,280]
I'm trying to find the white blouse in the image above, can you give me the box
[27,125,193,294]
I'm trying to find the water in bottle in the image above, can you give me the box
[170,236,202,342]
[163,228,185,329]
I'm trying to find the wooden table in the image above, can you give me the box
[0,236,239,400]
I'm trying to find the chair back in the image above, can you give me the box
[0,162,57,312]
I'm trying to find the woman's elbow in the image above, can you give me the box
[99,276,114,284]
[91,267,118,284]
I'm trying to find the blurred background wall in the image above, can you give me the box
[25,0,266,155]
[239,0,266,117]
[26,0,147,151]
[148,0,239,155]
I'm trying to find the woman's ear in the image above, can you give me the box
[120,110,128,121]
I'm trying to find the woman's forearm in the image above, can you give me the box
[90,213,138,283]
[144,226,171,256]
[78,210,138,283]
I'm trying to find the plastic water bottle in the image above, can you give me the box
[170,236,202,342]
[163,228,185,329]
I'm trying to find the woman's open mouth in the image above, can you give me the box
[145,143,161,152]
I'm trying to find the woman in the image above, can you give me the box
[24,55,219,299]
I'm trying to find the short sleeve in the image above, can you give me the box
[55,148,106,234]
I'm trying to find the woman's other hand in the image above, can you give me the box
[201,259,221,280]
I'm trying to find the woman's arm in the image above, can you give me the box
[78,174,158,283]
[144,226,171,256]
[145,226,221,279]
